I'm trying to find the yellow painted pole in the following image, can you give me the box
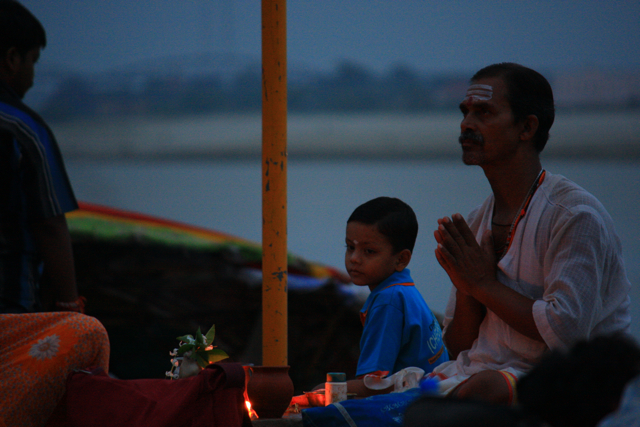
[261,0,288,366]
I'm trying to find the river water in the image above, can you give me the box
[65,157,640,341]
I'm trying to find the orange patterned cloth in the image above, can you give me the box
[0,312,110,427]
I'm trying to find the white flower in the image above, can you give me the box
[29,334,61,360]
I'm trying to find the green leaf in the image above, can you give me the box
[176,325,225,367]
[204,324,216,344]
[194,351,208,369]
[194,327,205,347]
[202,348,228,364]
[177,343,195,356]
[177,334,194,344]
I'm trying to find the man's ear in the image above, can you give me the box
[1,47,21,76]
[395,249,412,271]
[520,115,539,143]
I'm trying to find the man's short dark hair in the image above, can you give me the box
[0,1,46,57]
[472,63,555,152]
[347,197,418,253]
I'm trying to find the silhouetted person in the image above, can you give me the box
[518,334,640,427]
[0,0,84,314]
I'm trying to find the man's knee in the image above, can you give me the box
[451,370,511,404]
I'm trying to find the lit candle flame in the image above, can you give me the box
[245,399,258,420]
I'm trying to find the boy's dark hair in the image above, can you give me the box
[472,62,555,153]
[348,197,418,253]
[0,1,46,57]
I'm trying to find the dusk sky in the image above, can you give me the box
[19,1,640,76]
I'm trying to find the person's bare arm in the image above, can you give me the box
[435,216,487,357]
[442,290,486,359]
[346,378,394,398]
[30,214,79,307]
[312,375,394,399]
[435,214,543,342]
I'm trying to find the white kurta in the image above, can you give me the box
[435,171,631,381]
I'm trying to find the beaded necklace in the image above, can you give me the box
[495,169,546,260]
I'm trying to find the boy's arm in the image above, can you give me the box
[346,378,393,398]
[311,376,394,398]
[345,302,404,398]
[356,304,403,377]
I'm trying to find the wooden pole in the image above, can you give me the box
[261,0,288,366]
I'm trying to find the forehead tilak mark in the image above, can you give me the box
[463,84,493,103]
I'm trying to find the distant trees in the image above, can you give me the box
[38,60,458,123]
[37,60,640,124]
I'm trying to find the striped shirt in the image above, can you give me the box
[0,81,77,312]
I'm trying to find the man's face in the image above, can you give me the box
[10,47,40,98]
[458,76,524,167]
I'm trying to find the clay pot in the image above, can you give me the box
[243,365,294,419]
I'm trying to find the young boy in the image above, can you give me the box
[345,197,448,395]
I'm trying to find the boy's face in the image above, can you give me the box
[345,221,405,291]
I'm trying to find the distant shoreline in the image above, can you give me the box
[54,111,640,160]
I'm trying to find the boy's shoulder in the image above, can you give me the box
[367,275,415,298]
[367,281,427,310]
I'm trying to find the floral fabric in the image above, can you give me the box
[0,312,109,427]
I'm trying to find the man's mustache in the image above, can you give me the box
[459,131,484,145]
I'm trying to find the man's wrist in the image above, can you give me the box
[468,276,500,301]
[456,288,482,305]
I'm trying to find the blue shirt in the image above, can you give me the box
[0,82,78,312]
[356,269,448,377]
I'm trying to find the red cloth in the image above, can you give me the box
[47,362,251,427]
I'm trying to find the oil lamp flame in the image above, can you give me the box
[245,397,259,420]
